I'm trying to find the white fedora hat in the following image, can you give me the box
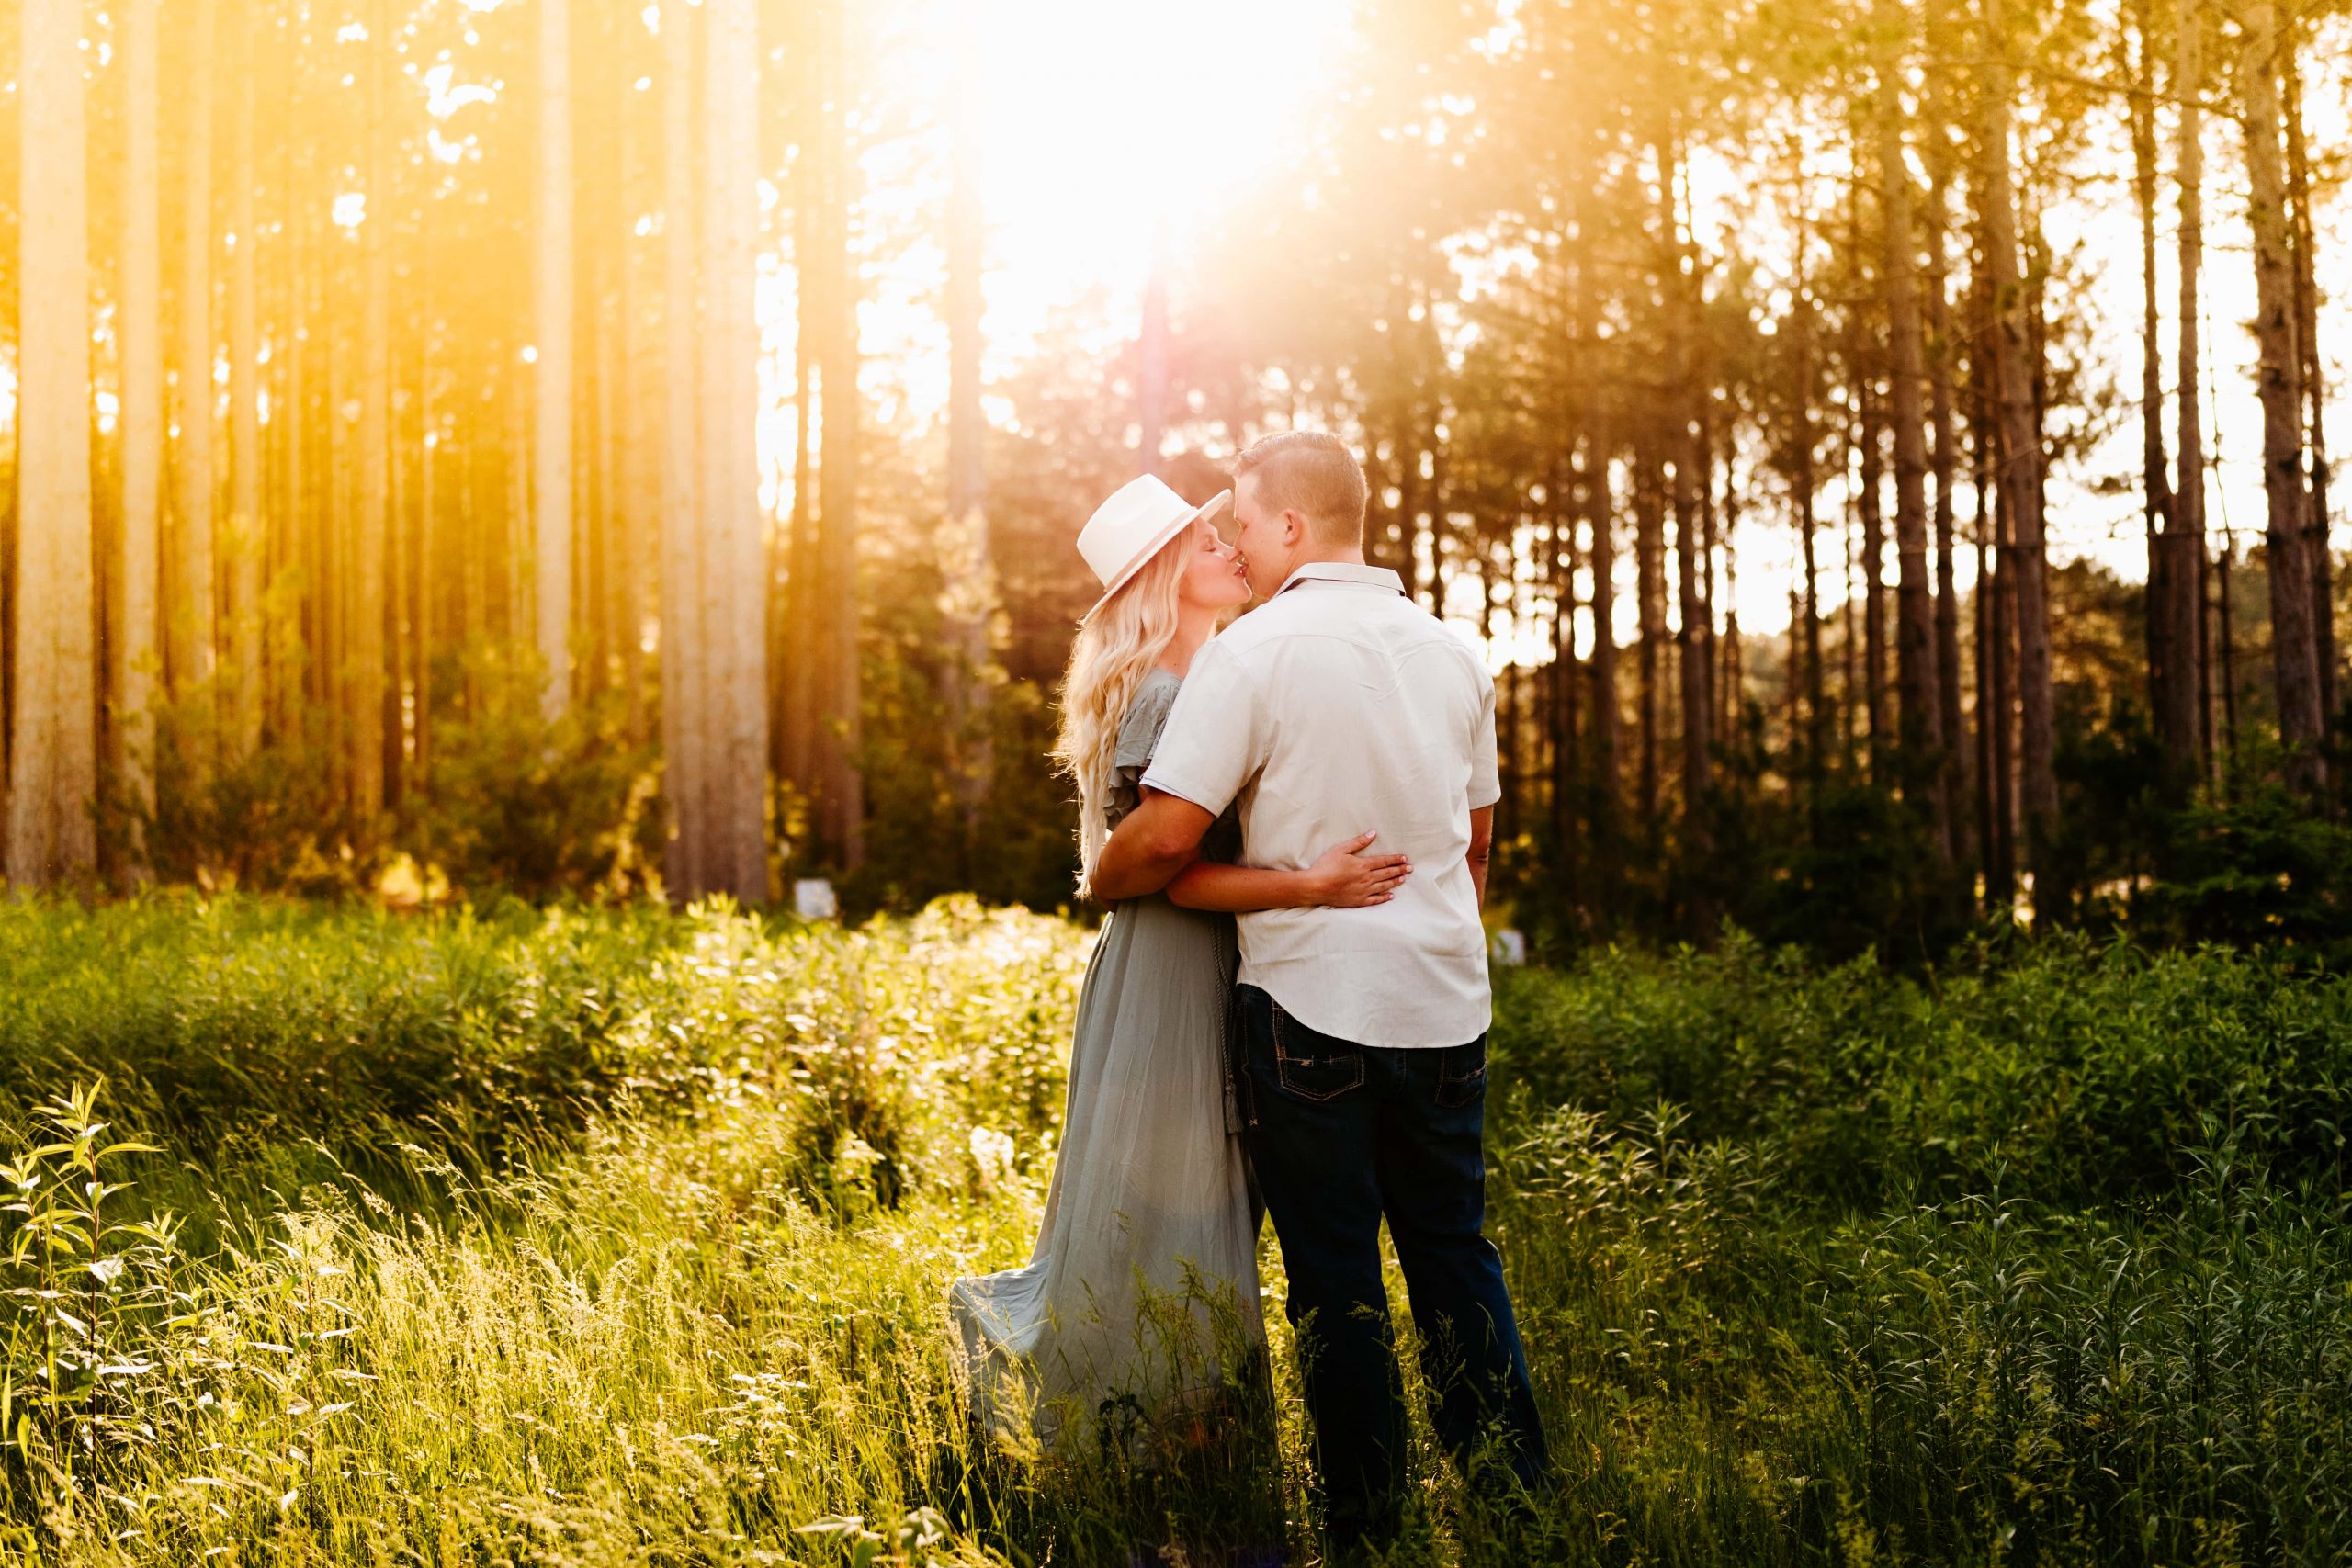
[1076,475,1233,618]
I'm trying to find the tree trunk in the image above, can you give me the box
[1797,296,1826,797]
[1413,289,1448,612]
[1588,422,1621,887]
[1877,19,1949,862]
[1858,373,1889,772]
[2166,0,2211,784]
[1560,221,1600,910]
[504,364,529,645]
[1841,463,1860,770]
[352,0,390,828]
[537,0,576,720]
[1672,434,1713,930]
[1973,415,1999,899]
[618,47,658,742]
[7,0,99,886]
[781,265,818,799]
[1788,578,1804,772]
[416,299,435,784]
[172,0,220,700]
[816,0,865,871]
[945,8,993,842]
[1721,491,1744,744]
[2129,0,2177,768]
[1924,89,1969,859]
[385,326,408,808]
[2216,534,2241,767]
[2237,0,2324,792]
[228,4,263,758]
[325,306,349,795]
[1991,484,2018,908]
[2284,43,2332,727]
[1634,445,1664,832]
[658,0,705,897]
[705,0,769,900]
[588,252,616,702]
[1667,137,1713,880]
[1921,0,1969,862]
[1487,557,1515,843]
[1702,417,1728,742]
[1976,24,2058,853]
[1972,257,2016,904]
[119,0,164,847]
[281,160,311,742]
[1549,451,1582,875]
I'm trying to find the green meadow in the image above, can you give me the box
[1,897,2346,1565]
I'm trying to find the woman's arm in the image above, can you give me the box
[1165,832,1411,914]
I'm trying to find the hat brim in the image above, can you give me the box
[1081,488,1234,621]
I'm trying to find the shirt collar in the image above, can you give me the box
[1272,561,1408,599]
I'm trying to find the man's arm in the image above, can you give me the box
[1090,789,1216,903]
[1467,804,1495,912]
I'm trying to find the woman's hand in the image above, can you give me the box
[1303,832,1412,908]
[1165,832,1411,914]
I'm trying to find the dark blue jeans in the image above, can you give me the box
[1236,984,1548,1543]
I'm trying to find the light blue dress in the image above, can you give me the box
[950,670,1261,1451]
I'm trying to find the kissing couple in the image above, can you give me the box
[952,432,1551,1555]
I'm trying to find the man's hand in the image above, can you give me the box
[1467,804,1494,912]
[1090,790,1216,903]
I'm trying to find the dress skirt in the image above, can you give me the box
[949,889,1261,1452]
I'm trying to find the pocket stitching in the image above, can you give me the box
[1435,1043,1487,1108]
[1271,1003,1364,1103]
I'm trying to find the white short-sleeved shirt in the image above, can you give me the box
[1141,561,1498,1048]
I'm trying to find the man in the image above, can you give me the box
[1091,431,1549,1549]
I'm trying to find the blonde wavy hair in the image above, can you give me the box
[1054,532,1193,893]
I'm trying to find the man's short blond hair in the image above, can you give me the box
[1233,431,1368,548]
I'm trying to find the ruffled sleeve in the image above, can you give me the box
[1104,672,1182,831]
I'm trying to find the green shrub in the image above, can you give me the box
[408,648,662,903]
[1490,928,2352,1205]
[3,898,2347,1564]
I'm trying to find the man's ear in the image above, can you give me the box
[1283,510,1307,545]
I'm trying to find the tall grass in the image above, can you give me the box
[2,897,2346,1564]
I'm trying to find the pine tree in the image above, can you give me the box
[2283,42,2332,725]
[2237,0,2324,792]
[228,0,264,757]
[117,0,164,845]
[172,0,220,700]
[1975,0,2058,858]
[537,0,576,721]
[2165,0,2210,784]
[8,0,99,886]
[944,0,994,843]
[704,0,769,899]
[2127,0,2178,783]
[659,0,707,897]
[813,0,864,871]
[352,0,391,827]
[1877,0,1949,860]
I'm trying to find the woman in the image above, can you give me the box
[950,475,1410,1454]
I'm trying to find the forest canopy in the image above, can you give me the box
[0,0,2346,958]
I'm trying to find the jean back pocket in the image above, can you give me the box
[1433,1039,1487,1108]
[1270,1004,1366,1103]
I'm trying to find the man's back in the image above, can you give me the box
[1142,563,1498,1048]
